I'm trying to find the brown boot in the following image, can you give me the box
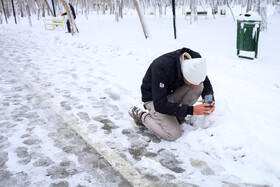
[128,106,146,128]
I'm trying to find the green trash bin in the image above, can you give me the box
[236,12,262,59]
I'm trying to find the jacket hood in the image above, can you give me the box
[175,48,201,80]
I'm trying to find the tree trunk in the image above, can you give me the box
[133,0,149,39]
[226,0,235,21]
[35,0,41,20]
[20,1,24,17]
[182,0,185,15]
[83,0,89,19]
[142,0,146,15]
[253,0,260,12]
[190,0,198,24]
[274,0,280,15]
[51,0,56,17]
[6,0,10,18]
[11,0,17,24]
[242,0,247,8]
[259,0,267,31]
[1,0,8,23]
[119,0,123,18]
[44,0,54,16]
[42,1,45,17]
[114,0,119,22]
[246,0,253,12]
[254,0,267,31]
[158,0,162,17]
[108,0,113,14]
[86,0,90,18]
[25,0,32,26]
[102,1,106,14]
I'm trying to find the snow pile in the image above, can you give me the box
[237,11,262,21]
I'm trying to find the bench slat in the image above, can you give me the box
[43,16,65,30]
[186,11,207,15]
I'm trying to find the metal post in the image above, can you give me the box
[51,0,56,17]
[11,0,17,24]
[172,0,176,39]
[1,0,8,23]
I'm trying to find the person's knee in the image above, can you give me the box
[165,128,182,141]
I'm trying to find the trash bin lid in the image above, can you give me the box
[237,11,262,21]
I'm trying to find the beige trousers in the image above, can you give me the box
[142,83,203,141]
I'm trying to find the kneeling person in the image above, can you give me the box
[129,48,215,141]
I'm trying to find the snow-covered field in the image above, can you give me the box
[1,6,280,186]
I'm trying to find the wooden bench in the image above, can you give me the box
[186,11,208,16]
[43,16,65,30]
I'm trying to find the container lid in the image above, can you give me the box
[237,11,262,21]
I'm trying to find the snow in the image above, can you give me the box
[237,11,262,21]
[252,24,260,39]
[1,5,280,186]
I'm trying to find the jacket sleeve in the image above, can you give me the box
[201,76,215,100]
[151,65,193,117]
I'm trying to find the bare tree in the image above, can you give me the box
[24,0,32,26]
[246,0,253,12]
[115,0,120,22]
[259,0,267,31]
[190,0,198,24]
[42,0,46,17]
[274,0,280,15]
[119,0,124,18]
[133,0,149,38]
[109,0,114,14]
[11,0,17,24]
[1,0,8,23]
[253,0,260,12]
[157,0,163,17]
[35,0,41,20]
[19,0,24,18]
[0,11,2,24]
[3,1,10,19]
[82,0,89,19]
[254,0,267,31]
[44,0,55,17]
[226,0,235,21]
[181,0,186,15]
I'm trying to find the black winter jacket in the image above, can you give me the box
[141,48,214,117]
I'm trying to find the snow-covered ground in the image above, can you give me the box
[1,6,280,186]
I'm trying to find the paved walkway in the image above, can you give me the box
[0,60,131,186]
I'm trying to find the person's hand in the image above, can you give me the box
[193,102,215,115]
[202,99,215,107]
